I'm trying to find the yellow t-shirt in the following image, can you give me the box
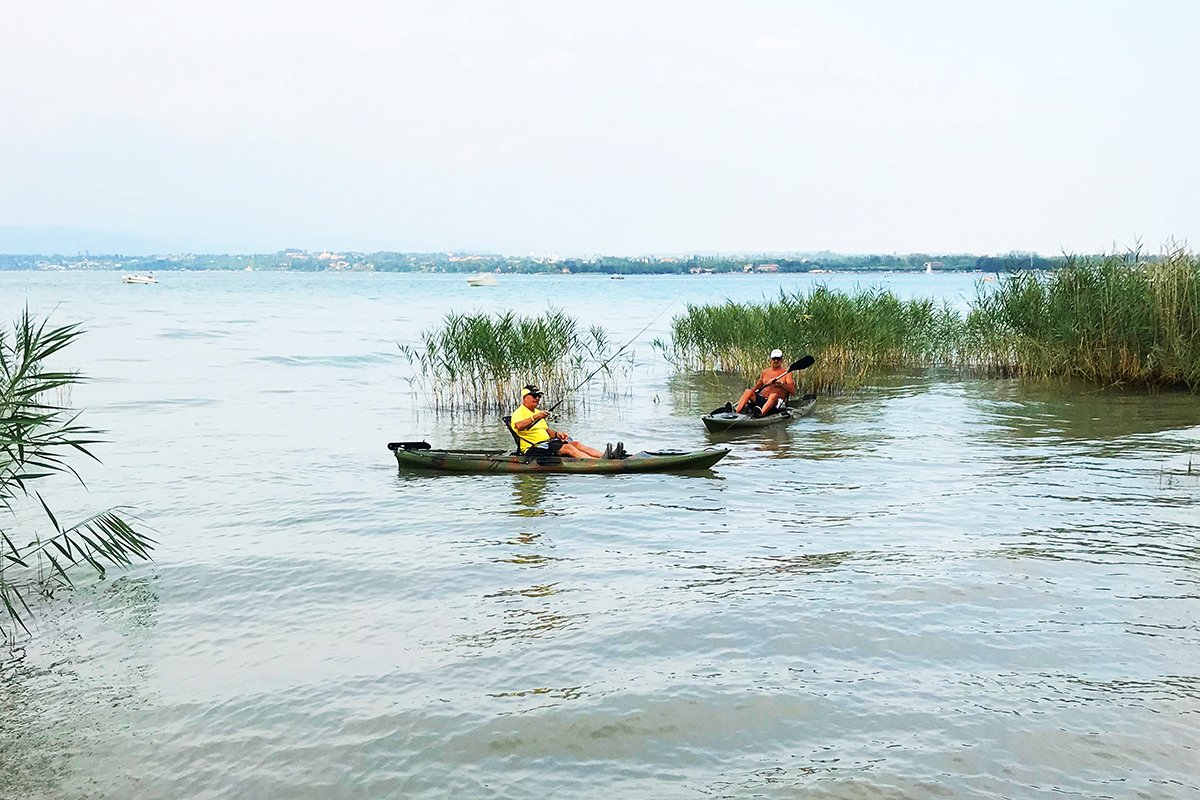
[510,405,550,452]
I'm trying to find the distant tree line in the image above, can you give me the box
[0,250,1074,274]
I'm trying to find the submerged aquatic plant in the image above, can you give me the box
[399,309,626,414]
[1,310,155,640]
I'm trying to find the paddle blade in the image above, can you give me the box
[387,441,431,451]
[790,354,816,372]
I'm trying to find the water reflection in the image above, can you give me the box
[446,474,582,653]
[666,371,743,418]
[97,575,161,634]
[1159,463,1200,491]
[974,380,1200,445]
[487,685,585,701]
[997,523,1200,566]
[0,645,67,798]
[485,583,561,599]
[510,474,552,516]
[452,608,582,648]
[704,426,799,458]
[678,549,865,594]
[494,552,559,567]
[0,578,159,800]
[1063,673,1200,703]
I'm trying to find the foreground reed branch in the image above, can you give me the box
[1,310,155,640]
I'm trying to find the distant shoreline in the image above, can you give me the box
[0,250,1066,275]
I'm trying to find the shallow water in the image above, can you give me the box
[1,271,1198,799]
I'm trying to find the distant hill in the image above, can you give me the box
[0,226,168,256]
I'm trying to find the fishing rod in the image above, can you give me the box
[543,300,676,417]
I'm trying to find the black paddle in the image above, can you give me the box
[763,354,816,387]
[387,441,431,451]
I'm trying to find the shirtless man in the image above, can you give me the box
[734,349,796,416]
[509,385,605,459]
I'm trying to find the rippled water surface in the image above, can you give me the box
[2,271,1198,799]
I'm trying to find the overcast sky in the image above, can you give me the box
[3,1,1197,255]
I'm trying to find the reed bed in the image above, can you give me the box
[665,286,963,392]
[964,250,1200,388]
[666,250,1200,392]
[399,310,622,414]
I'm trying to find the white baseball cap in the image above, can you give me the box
[769,348,783,359]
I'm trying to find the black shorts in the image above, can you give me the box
[527,439,564,455]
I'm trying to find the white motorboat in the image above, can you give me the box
[122,274,158,284]
[466,273,497,287]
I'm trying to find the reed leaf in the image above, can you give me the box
[1,309,155,640]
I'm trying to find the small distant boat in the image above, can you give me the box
[466,273,497,287]
[610,274,624,280]
[122,274,158,285]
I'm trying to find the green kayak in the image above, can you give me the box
[388,442,731,473]
[701,394,818,433]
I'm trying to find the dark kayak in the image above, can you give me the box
[701,394,817,433]
[388,442,731,473]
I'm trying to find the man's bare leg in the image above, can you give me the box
[561,441,603,459]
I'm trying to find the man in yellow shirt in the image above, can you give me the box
[510,385,605,459]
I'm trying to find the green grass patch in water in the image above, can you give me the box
[400,309,626,414]
[664,248,1200,392]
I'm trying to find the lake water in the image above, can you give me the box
[1,270,1198,799]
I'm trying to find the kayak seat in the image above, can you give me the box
[501,415,524,455]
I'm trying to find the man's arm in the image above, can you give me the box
[513,410,547,431]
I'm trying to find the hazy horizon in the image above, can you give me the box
[0,224,1123,260]
[4,2,1197,256]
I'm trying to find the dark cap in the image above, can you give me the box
[521,384,543,398]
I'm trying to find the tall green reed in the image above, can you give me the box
[965,248,1200,387]
[665,250,1200,392]
[399,310,623,413]
[664,286,963,392]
